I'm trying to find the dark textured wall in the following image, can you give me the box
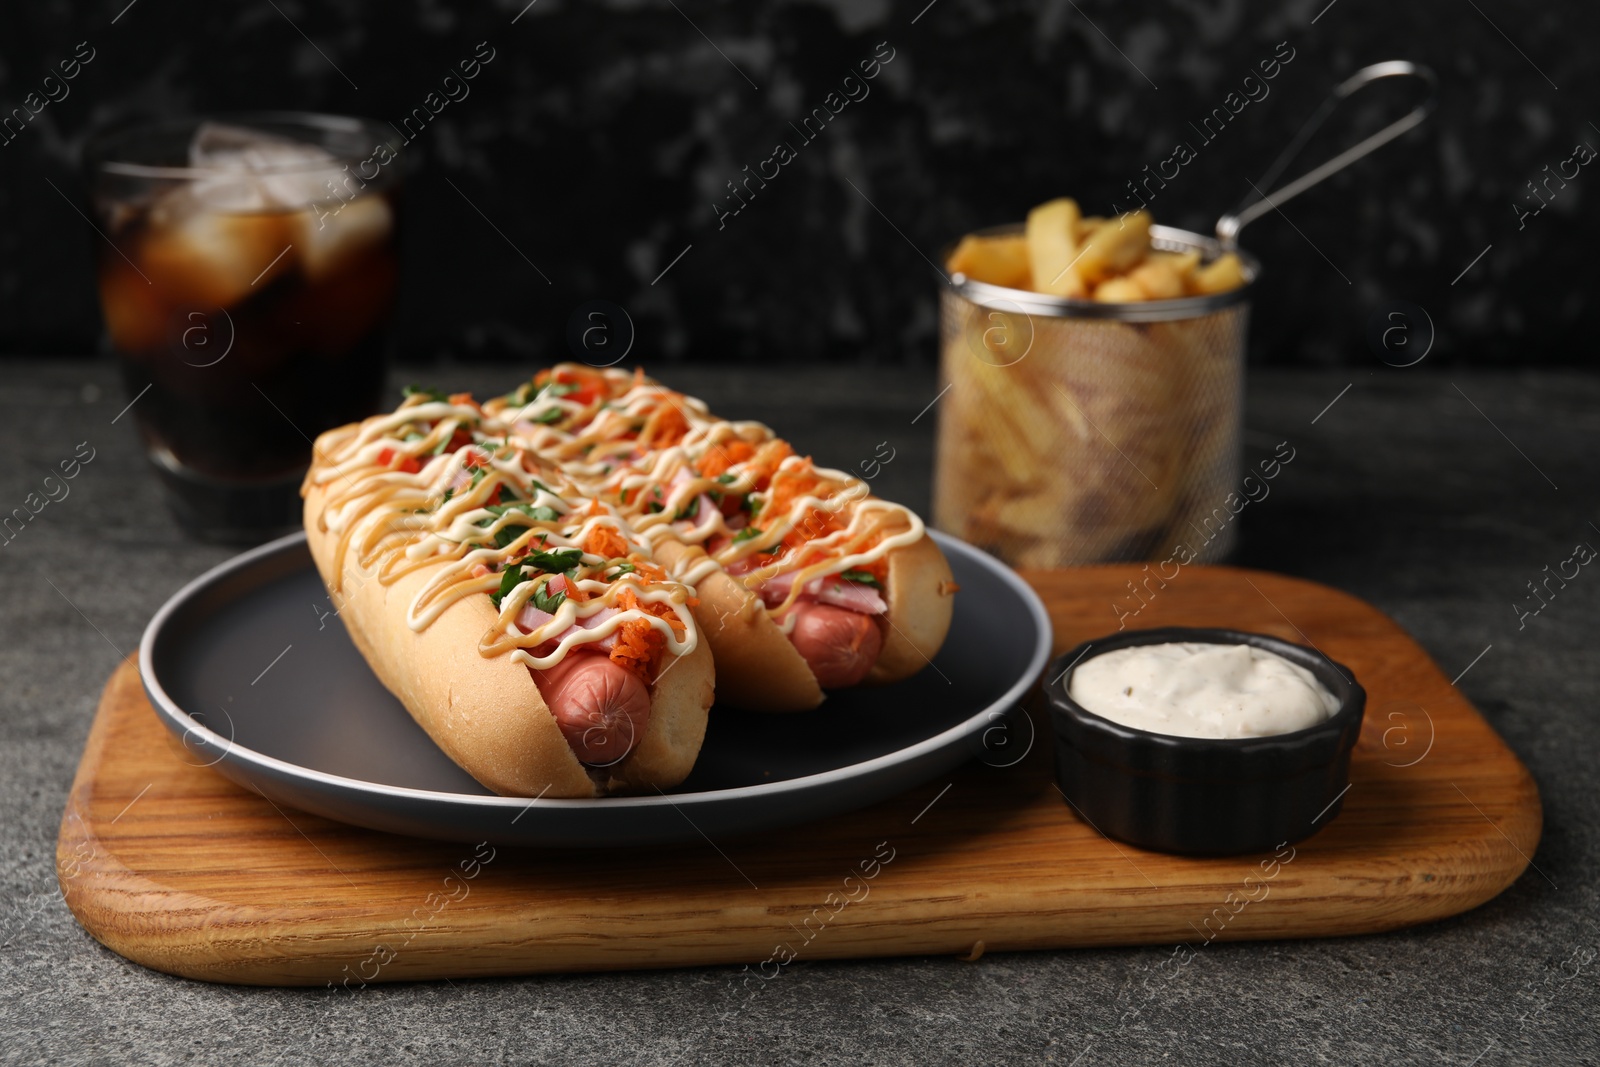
[0,0,1594,367]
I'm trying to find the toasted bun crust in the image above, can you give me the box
[865,533,957,685]
[303,479,712,798]
[650,539,825,712]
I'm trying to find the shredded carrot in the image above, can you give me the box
[767,475,820,524]
[609,587,678,680]
[640,403,689,449]
[585,523,630,559]
[610,618,665,680]
[759,455,867,554]
[782,509,844,553]
[617,587,685,631]
[749,440,795,489]
[697,439,756,480]
[626,556,670,584]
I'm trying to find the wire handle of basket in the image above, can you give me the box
[1215,60,1437,251]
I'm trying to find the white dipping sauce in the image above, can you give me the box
[1068,642,1340,739]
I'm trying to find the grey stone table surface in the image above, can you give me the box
[2,359,1596,1066]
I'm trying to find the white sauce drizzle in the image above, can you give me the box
[312,394,699,674]
[478,368,929,621]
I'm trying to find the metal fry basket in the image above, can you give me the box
[933,226,1256,569]
[932,60,1436,569]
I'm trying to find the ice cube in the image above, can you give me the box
[188,121,343,210]
[183,173,270,214]
[99,258,169,353]
[139,203,295,309]
[296,194,393,280]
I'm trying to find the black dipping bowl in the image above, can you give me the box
[1045,627,1366,856]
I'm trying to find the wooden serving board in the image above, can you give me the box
[57,566,1541,986]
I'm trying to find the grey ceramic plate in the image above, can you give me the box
[139,530,1052,847]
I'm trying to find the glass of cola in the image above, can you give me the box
[86,113,403,542]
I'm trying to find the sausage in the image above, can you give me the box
[531,652,651,765]
[786,601,884,689]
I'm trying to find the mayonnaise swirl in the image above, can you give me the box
[309,393,699,674]
[480,367,925,618]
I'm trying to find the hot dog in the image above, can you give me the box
[301,388,714,798]
[480,365,957,712]
[787,601,884,689]
[531,651,651,764]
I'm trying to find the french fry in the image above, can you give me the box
[1074,211,1151,285]
[1151,249,1201,284]
[955,199,1245,306]
[1127,259,1184,300]
[1093,277,1146,303]
[1025,198,1086,298]
[1190,253,1246,295]
[947,234,1033,289]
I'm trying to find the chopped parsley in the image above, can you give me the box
[479,502,561,548]
[504,378,576,406]
[840,569,882,589]
[716,474,738,484]
[609,562,636,575]
[523,547,584,573]
[490,565,525,609]
[531,582,567,614]
[675,496,700,521]
[733,526,764,544]
[508,379,580,423]
[489,548,584,610]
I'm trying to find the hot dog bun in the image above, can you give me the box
[303,478,713,798]
[866,529,957,685]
